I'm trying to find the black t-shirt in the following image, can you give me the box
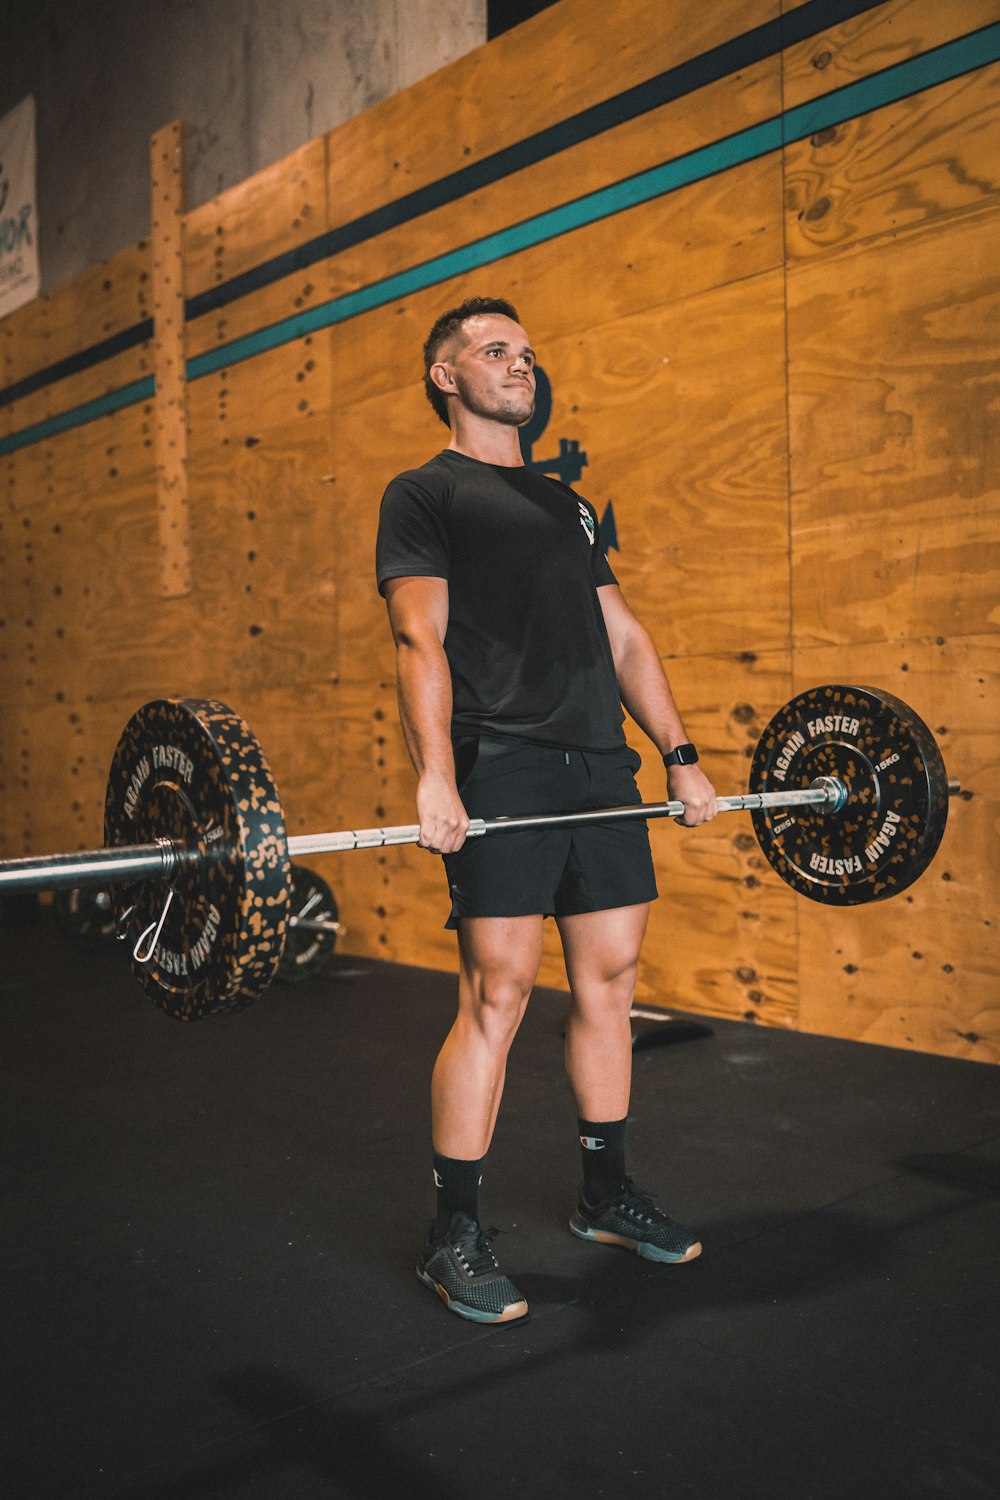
[375,449,625,750]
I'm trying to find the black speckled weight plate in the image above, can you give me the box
[104,699,291,1019]
[749,685,950,906]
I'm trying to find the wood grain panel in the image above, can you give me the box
[787,204,1000,647]
[0,700,33,856]
[0,710,13,854]
[2,486,91,714]
[83,397,158,491]
[186,52,781,365]
[0,287,49,391]
[791,636,998,1063]
[292,679,424,964]
[0,454,91,729]
[1,295,50,416]
[531,271,792,659]
[186,425,337,695]
[3,699,96,857]
[323,152,784,414]
[186,330,331,455]
[47,241,151,365]
[0,458,13,711]
[785,61,1000,259]
[3,342,152,439]
[321,57,781,307]
[1,241,150,388]
[184,265,328,363]
[781,0,1000,112]
[323,0,778,232]
[83,467,208,706]
[319,383,433,691]
[629,650,799,1024]
[185,137,328,302]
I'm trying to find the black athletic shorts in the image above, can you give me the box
[443,735,658,928]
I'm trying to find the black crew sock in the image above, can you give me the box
[578,1116,628,1205]
[433,1151,487,1235]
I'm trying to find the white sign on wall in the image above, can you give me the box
[0,96,40,319]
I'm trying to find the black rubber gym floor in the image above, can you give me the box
[2,905,999,1500]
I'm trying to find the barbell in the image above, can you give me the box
[0,684,955,1022]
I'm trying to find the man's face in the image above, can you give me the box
[436,314,536,427]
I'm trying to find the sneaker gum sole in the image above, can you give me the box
[417,1267,530,1324]
[570,1219,702,1264]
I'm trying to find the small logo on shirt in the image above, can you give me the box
[577,503,596,545]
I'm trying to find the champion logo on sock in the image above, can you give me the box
[580,1135,605,1151]
[433,1169,444,1187]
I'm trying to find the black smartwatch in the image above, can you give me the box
[663,742,699,768]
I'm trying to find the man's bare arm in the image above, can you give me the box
[598,584,717,827]
[383,576,471,852]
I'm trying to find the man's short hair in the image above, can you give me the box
[422,296,521,426]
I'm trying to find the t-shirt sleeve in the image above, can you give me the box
[592,505,618,588]
[375,470,450,596]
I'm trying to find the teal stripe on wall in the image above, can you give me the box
[2,23,997,457]
[1,378,155,456]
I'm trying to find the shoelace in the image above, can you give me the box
[452,1224,502,1276]
[616,1179,671,1226]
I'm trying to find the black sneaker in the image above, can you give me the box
[417,1211,529,1324]
[569,1177,702,1263]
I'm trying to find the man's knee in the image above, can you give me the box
[464,967,534,1037]
[457,917,542,1041]
[566,952,640,1024]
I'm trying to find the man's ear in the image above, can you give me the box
[428,361,455,396]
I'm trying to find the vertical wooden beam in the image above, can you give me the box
[150,119,191,598]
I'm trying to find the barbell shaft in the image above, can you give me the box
[280,783,845,856]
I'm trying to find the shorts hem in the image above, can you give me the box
[445,887,658,930]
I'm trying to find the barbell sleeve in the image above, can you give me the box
[0,839,180,895]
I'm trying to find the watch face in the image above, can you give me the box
[666,743,698,766]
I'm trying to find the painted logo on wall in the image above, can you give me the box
[519,365,619,550]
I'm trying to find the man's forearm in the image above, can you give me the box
[395,637,458,783]
[614,620,717,825]
[614,626,690,756]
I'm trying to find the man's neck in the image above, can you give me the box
[446,414,525,467]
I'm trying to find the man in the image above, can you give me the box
[376,295,717,1325]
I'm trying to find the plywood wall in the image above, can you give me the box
[1,0,997,1062]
